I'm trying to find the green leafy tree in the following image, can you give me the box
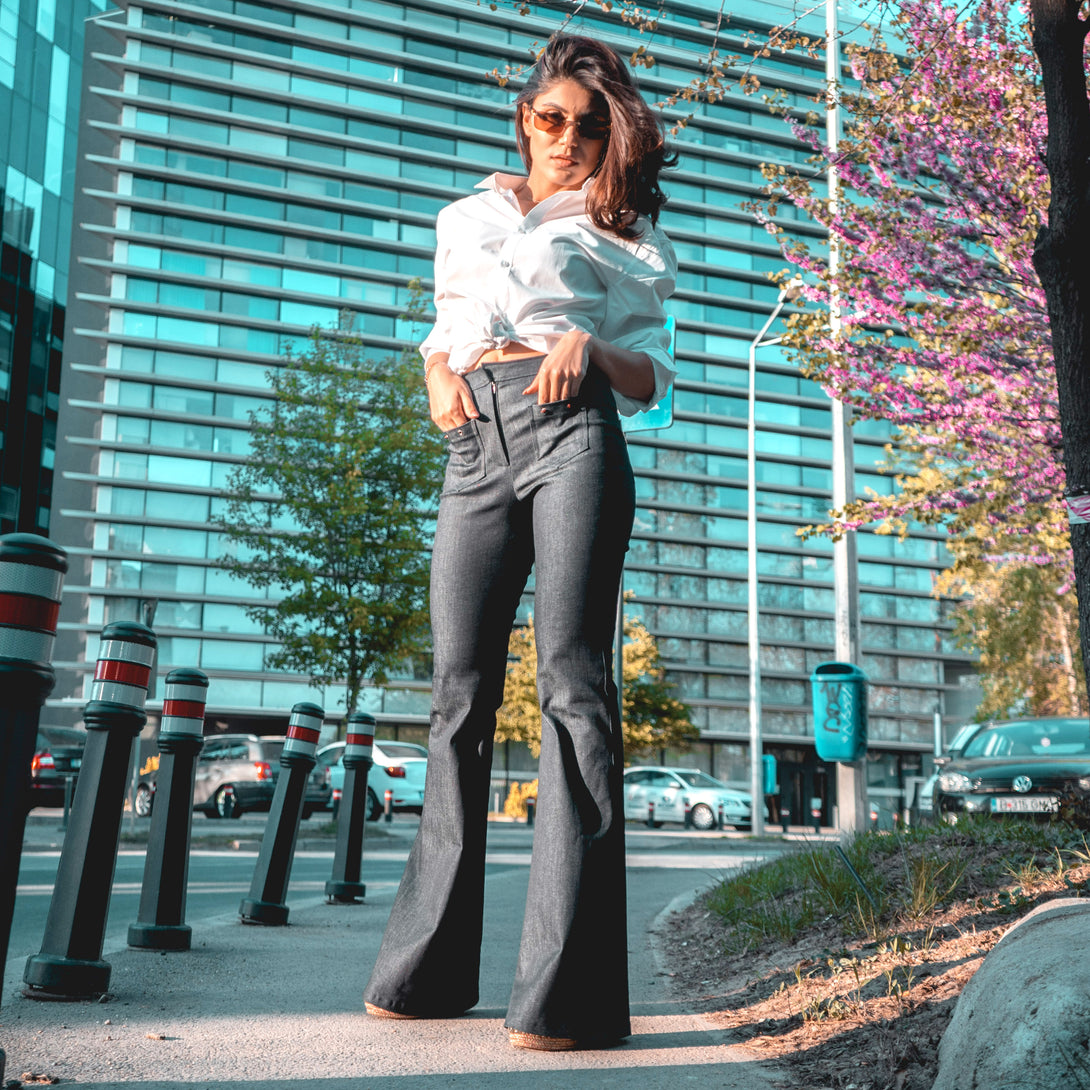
[495,613,698,758]
[937,561,1086,720]
[219,307,444,718]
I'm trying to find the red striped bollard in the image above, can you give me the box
[0,534,66,1068]
[128,668,209,950]
[326,712,374,904]
[24,621,155,999]
[240,702,323,925]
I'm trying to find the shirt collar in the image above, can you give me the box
[476,172,593,216]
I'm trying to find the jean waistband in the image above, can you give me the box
[464,356,546,390]
[464,356,614,409]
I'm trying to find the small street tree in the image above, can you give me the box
[218,309,444,719]
[939,560,1086,718]
[495,613,698,758]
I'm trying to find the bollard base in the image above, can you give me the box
[239,897,289,926]
[127,921,192,951]
[23,953,111,1000]
[325,879,365,903]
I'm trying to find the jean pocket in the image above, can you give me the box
[530,397,589,467]
[441,420,486,493]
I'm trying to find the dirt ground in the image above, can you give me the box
[657,835,1090,1090]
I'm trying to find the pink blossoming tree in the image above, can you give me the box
[757,0,1090,710]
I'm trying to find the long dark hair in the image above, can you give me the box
[514,35,674,239]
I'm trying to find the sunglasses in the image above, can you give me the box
[527,105,611,141]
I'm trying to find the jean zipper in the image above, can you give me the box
[482,368,511,466]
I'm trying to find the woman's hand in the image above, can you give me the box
[426,357,479,432]
[523,329,591,403]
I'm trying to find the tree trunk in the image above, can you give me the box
[1030,0,1090,697]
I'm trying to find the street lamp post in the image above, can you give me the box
[826,0,866,834]
[747,279,803,838]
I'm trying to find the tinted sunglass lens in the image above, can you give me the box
[530,108,609,139]
[578,120,609,139]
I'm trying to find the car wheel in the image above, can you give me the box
[302,806,315,820]
[365,787,381,822]
[134,784,154,818]
[213,785,238,819]
[690,803,716,831]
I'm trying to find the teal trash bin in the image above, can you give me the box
[761,754,777,797]
[811,661,868,762]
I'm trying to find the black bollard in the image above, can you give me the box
[325,712,374,904]
[525,795,535,827]
[24,622,155,999]
[383,787,393,823]
[781,799,791,834]
[646,800,655,828]
[128,668,209,950]
[0,534,66,1082]
[717,801,725,831]
[240,702,323,925]
[683,798,692,829]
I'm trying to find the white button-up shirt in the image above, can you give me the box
[419,172,677,416]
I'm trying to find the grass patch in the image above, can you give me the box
[704,816,1084,953]
[669,815,1090,1090]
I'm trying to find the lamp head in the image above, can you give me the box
[778,276,805,303]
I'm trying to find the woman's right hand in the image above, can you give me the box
[426,358,479,431]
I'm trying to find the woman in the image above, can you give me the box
[363,33,676,1051]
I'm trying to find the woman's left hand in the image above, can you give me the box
[523,329,592,403]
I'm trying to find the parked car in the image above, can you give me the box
[916,721,985,820]
[623,767,752,830]
[316,740,427,822]
[26,726,86,810]
[136,733,331,819]
[934,716,1090,820]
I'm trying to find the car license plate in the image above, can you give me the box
[990,796,1056,813]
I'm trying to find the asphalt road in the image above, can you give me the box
[3,814,787,1088]
[9,812,770,995]
[8,849,419,965]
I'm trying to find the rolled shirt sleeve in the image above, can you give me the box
[598,223,678,417]
[418,210,455,364]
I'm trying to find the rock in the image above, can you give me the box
[932,897,1090,1089]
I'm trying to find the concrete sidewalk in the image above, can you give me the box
[3,815,789,1089]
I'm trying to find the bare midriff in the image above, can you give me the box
[472,342,541,367]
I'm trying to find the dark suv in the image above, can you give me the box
[137,733,331,819]
[27,726,87,810]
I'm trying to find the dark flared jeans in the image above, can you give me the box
[363,356,635,1042]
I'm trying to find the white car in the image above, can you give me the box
[316,740,427,821]
[623,766,752,830]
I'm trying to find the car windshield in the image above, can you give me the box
[963,719,1090,759]
[378,743,427,759]
[316,745,343,768]
[674,770,726,789]
[37,727,86,747]
[947,723,981,755]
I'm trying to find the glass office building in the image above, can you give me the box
[0,0,104,534]
[50,0,975,813]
